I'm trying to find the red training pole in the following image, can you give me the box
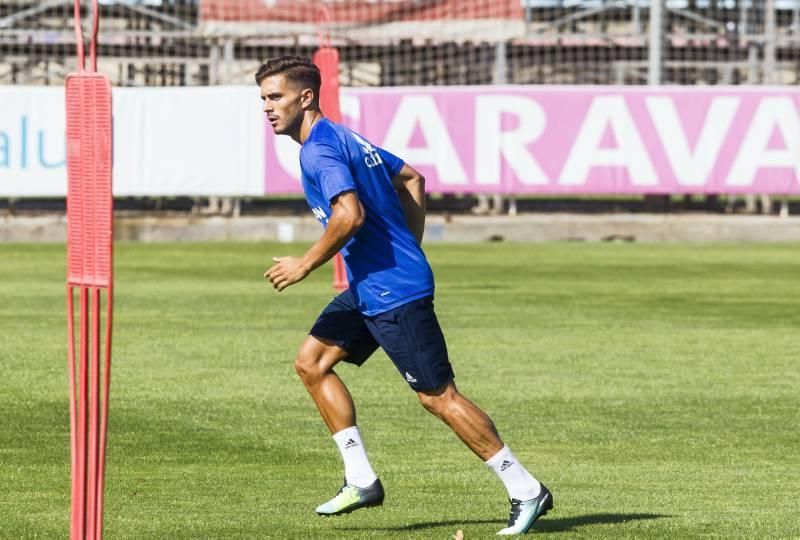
[90,0,99,72]
[72,0,84,71]
[95,287,113,535]
[66,1,114,537]
[77,286,89,537]
[313,12,348,293]
[86,287,100,539]
[67,286,79,538]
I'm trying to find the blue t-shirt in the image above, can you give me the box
[299,118,434,316]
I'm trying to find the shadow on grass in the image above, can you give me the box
[334,513,668,533]
[537,513,668,533]
[334,519,500,532]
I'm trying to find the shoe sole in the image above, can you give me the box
[316,497,384,517]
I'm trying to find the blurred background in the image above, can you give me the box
[2,0,799,221]
[5,1,800,86]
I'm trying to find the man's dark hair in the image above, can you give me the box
[254,56,321,95]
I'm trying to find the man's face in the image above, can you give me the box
[259,74,307,136]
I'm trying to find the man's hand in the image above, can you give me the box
[263,192,362,293]
[264,256,311,292]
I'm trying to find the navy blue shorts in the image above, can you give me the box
[309,290,454,392]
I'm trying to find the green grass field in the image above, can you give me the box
[2,242,799,538]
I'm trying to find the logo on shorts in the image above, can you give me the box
[500,460,514,471]
[345,438,359,449]
[405,372,418,383]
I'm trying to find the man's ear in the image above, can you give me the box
[301,88,316,109]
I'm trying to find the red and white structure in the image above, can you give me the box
[65,0,114,538]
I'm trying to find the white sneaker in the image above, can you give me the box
[496,483,553,535]
[315,478,384,516]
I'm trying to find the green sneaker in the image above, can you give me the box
[496,483,553,535]
[315,479,385,516]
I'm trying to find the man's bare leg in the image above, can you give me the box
[294,335,355,434]
[417,380,503,460]
[417,381,543,501]
[294,335,383,515]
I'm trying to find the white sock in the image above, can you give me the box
[332,426,378,489]
[485,445,541,501]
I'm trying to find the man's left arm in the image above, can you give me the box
[392,163,426,244]
[265,191,364,292]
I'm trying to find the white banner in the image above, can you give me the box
[0,87,67,196]
[0,86,265,197]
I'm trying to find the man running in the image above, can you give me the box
[257,56,552,535]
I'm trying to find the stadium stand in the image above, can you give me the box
[2,1,799,215]
[3,1,800,87]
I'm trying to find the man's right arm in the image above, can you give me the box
[392,164,426,244]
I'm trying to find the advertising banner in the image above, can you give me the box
[265,86,800,195]
[0,87,68,197]
[3,85,799,197]
[1,86,265,197]
[199,0,524,41]
[201,0,522,23]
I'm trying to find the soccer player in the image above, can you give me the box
[257,56,552,535]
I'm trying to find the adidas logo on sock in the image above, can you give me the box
[500,460,514,471]
[405,372,418,383]
[345,438,359,449]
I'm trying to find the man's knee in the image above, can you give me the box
[295,338,345,385]
[295,349,326,385]
[417,382,457,416]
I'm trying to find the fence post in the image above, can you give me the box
[648,0,665,85]
[764,0,777,84]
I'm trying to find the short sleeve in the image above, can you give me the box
[303,141,357,204]
[377,147,405,177]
